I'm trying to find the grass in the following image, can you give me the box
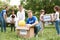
[0,25,60,40]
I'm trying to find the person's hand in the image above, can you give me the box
[26,24,32,27]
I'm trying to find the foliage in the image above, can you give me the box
[0,0,60,18]
[21,0,60,19]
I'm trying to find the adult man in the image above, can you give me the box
[26,10,41,36]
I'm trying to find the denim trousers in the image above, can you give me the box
[34,23,41,35]
[55,20,60,34]
[10,24,15,32]
[0,16,6,32]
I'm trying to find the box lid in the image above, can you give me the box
[16,27,29,30]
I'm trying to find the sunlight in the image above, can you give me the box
[10,0,20,6]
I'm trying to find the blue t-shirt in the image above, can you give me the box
[0,12,2,17]
[1,10,6,17]
[26,16,38,24]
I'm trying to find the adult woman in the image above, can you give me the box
[15,5,26,27]
[1,6,9,32]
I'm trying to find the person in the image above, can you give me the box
[1,6,9,32]
[0,12,4,32]
[15,5,26,27]
[39,9,45,35]
[53,6,60,35]
[17,5,25,20]
[26,10,41,36]
[10,9,16,32]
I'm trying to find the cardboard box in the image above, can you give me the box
[16,26,34,38]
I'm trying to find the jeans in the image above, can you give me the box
[34,23,41,35]
[0,16,6,32]
[11,24,15,32]
[55,20,60,34]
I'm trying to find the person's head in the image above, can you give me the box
[54,5,60,12]
[19,5,23,12]
[5,6,9,11]
[12,10,14,14]
[27,10,33,18]
[40,9,45,15]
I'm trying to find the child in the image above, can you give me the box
[53,6,60,35]
[40,9,45,35]
[10,10,16,32]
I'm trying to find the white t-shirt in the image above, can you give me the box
[17,9,25,20]
[15,9,25,27]
[6,14,16,23]
[10,14,16,21]
[40,14,44,21]
[55,12,59,21]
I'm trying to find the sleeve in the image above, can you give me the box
[3,12,6,16]
[34,16,38,21]
[26,19,29,24]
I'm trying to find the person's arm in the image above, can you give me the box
[40,16,43,21]
[31,21,38,26]
[3,12,7,20]
[31,17,38,26]
[40,15,44,22]
[17,12,19,18]
[54,13,58,21]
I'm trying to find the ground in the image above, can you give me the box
[0,25,60,40]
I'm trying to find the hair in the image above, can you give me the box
[12,9,14,12]
[40,9,45,15]
[19,5,23,8]
[40,9,45,12]
[27,10,32,13]
[54,5,60,11]
[5,6,8,9]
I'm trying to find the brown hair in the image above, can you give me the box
[40,9,45,12]
[5,6,8,9]
[54,5,60,11]
[19,5,23,8]
[27,10,32,13]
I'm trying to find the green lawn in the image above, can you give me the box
[0,25,60,40]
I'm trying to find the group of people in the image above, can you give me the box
[0,5,60,36]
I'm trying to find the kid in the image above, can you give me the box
[53,6,60,35]
[10,10,16,32]
[40,9,45,35]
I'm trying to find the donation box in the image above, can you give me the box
[16,26,34,38]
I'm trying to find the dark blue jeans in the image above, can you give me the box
[0,17,6,32]
[11,24,15,32]
[55,20,60,35]
[34,23,41,36]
